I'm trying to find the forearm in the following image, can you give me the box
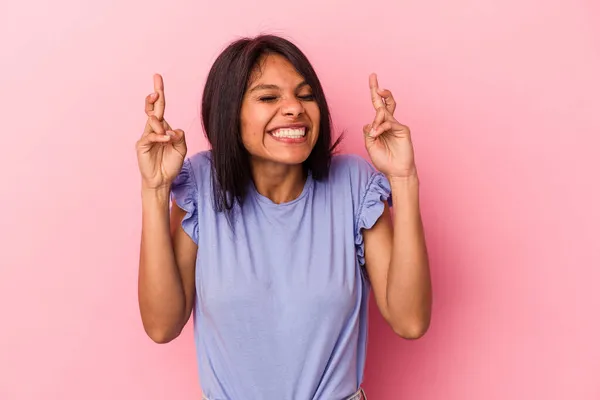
[386,174,432,338]
[138,187,187,340]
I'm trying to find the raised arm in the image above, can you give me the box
[136,74,198,343]
[361,73,432,339]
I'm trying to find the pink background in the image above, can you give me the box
[1,0,599,399]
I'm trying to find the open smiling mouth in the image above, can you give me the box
[267,127,308,143]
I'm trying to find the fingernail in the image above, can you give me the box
[166,130,175,137]
[370,128,376,136]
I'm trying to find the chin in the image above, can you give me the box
[263,148,312,166]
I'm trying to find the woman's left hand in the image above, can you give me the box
[363,73,417,179]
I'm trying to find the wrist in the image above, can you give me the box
[387,172,420,187]
[141,184,172,204]
[387,172,421,207]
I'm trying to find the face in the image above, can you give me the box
[240,54,321,167]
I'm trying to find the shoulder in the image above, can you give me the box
[325,152,392,217]
[186,150,212,174]
[170,151,213,245]
[328,153,379,187]
[176,150,212,185]
[171,150,213,199]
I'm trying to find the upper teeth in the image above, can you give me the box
[272,128,306,138]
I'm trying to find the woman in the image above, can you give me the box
[136,34,432,400]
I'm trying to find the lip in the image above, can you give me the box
[266,123,310,144]
[267,123,310,134]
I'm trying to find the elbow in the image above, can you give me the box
[148,332,176,344]
[386,294,432,340]
[388,315,431,340]
[392,323,429,340]
[143,324,182,344]
[139,307,188,344]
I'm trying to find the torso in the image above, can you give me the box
[172,151,389,400]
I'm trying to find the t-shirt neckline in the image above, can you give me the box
[250,171,314,207]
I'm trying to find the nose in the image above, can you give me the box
[281,96,304,117]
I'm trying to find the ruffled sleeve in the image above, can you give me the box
[354,172,392,267]
[170,158,199,244]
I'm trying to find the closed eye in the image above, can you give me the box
[259,95,315,102]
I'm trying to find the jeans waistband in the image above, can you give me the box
[201,387,367,400]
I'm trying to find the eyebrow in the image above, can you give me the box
[248,81,309,93]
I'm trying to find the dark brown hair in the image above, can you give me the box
[201,34,341,214]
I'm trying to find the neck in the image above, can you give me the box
[250,158,307,204]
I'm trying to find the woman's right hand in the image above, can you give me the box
[136,74,187,190]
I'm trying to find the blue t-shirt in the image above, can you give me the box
[171,150,392,400]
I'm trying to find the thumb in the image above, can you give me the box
[363,123,376,143]
[167,129,187,151]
